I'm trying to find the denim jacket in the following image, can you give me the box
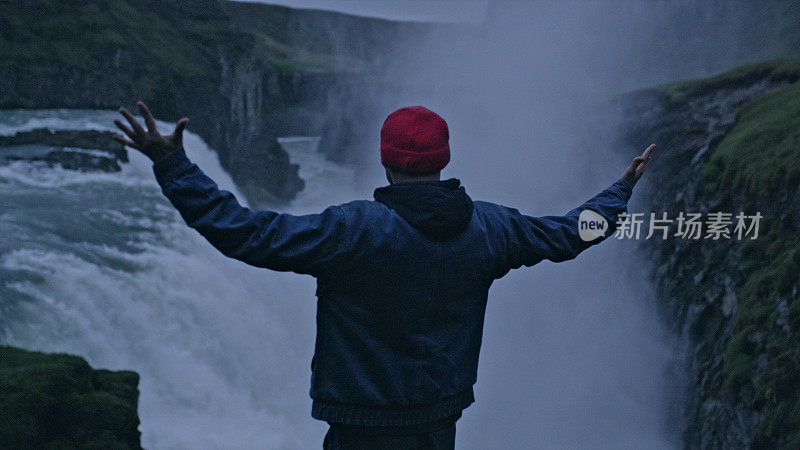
[153,147,632,426]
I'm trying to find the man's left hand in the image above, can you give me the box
[113,101,189,163]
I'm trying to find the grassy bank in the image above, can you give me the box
[707,69,800,448]
[655,59,800,447]
[0,346,141,449]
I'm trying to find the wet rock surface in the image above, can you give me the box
[0,129,127,172]
[0,346,141,449]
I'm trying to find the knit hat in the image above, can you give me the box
[380,106,450,174]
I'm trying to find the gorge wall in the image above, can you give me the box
[616,60,800,448]
[0,0,435,205]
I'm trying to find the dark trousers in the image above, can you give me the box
[322,413,460,450]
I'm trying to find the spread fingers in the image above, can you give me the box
[119,107,145,136]
[137,101,158,134]
[112,134,140,149]
[113,119,137,140]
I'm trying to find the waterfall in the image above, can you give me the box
[0,110,351,449]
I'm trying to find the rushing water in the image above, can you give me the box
[0,109,676,449]
[0,110,357,448]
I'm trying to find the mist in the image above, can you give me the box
[368,3,679,448]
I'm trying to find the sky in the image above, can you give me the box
[229,0,490,23]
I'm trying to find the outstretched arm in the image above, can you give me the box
[113,101,346,275]
[501,144,655,270]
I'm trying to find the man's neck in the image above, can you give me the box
[387,170,441,184]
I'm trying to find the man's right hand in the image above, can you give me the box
[621,143,655,188]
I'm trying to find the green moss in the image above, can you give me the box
[723,352,754,392]
[0,346,140,449]
[656,59,800,106]
[720,217,800,444]
[0,0,366,92]
[752,349,800,448]
[703,81,800,197]
[739,223,800,299]
[0,0,211,80]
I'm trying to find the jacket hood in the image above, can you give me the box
[373,178,474,240]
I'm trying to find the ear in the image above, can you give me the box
[385,167,393,184]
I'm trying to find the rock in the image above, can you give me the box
[39,148,123,172]
[0,129,127,172]
[613,60,800,448]
[0,346,141,449]
[0,128,126,160]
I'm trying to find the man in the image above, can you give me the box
[113,101,653,449]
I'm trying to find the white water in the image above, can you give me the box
[0,110,358,449]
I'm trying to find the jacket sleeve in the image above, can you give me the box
[152,147,347,276]
[501,178,632,271]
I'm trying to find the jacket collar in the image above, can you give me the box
[373,178,474,240]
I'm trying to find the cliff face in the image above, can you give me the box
[0,0,428,205]
[616,60,800,448]
[0,346,141,449]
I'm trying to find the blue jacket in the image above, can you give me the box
[153,148,632,427]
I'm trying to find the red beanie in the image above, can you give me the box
[380,106,450,174]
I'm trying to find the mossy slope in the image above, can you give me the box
[704,79,800,196]
[701,68,800,449]
[0,346,141,449]
[619,59,800,447]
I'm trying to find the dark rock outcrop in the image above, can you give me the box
[1,128,128,172]
[0,129,126,160]
[7,148,123,172]
[0,346,141,449]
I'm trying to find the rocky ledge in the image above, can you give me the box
[0,128,127,172]
[614,59,800,448]
[0,346,141,449]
